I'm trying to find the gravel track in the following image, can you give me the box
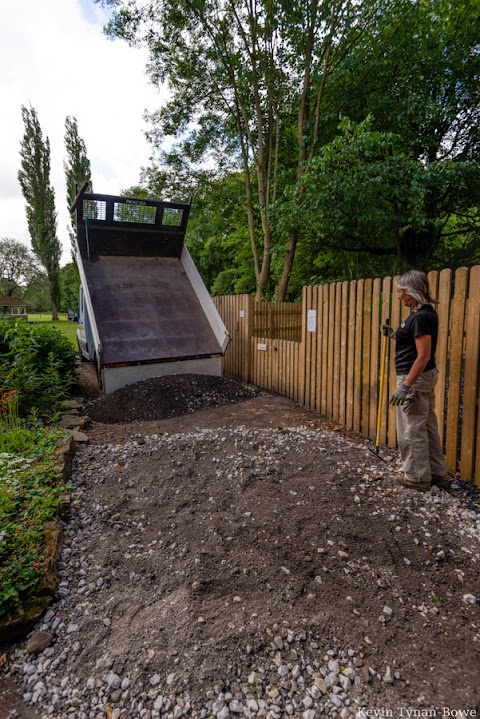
[2,375,480,719]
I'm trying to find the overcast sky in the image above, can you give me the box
[0,0,165,265]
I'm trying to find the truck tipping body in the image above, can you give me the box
[74,192,230,393]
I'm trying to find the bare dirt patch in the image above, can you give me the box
[3,369,480,718]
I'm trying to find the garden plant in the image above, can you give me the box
[0,319,77,620]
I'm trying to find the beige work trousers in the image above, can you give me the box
[396,368,447,484]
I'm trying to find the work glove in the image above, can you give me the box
[382,323,396,339]
[390,383,410,406]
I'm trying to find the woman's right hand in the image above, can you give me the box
[382,323,396,339]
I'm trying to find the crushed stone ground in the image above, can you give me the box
[2,370,480,719]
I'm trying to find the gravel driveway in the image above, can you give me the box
[2,373,480,719]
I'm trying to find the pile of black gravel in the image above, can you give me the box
[84,373,260,424]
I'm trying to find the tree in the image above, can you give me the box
[99,0,408,299]
[59,262,81,313]
[326,0,480,268]
[124,169,257,294]
[64,116,93,257]
[18,105,61,320]
[0,238,40,297]
[283,117,480,274]
[22,272,50,313]
[101,0,480,296]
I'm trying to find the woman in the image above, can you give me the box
[387,270,449,492]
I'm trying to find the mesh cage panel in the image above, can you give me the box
[83,200,106,220]
[162,207,184,226]
[113,202,157,224]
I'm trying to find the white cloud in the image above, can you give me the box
[0,0,165,265]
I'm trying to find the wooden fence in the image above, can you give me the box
[214,265,480,485]
[252,302,302,342]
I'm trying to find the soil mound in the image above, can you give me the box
[84,373,260,424]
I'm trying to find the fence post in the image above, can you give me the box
[244,295,253,383]
[460,266,480,482]
[446,268,469,473]
[297,287,308,406]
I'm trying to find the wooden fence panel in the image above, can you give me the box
[295,288,306,405]
[215,265,480,485]
[315,285,324,416]
[305,287,317,409]
[369,278,381,440]
[446,268,469,472]
[361,279,372,436]
[339,282,349,425]
[253,302,302,341]
[387,277,401,447]
[310,287,320,412]
[346,281,356,430]
[249,338,299,400]
[327,283,336,418]
[321,285,330,416]
[354,280,364,433]
[460,266,480,480]
[214,294,252,382]
[435,270,451,448]
[380,277,392,445]
[332,283,342,422]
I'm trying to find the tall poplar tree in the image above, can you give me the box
[64,116,92,256]
[18,105,61,320]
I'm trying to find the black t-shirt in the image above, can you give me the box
[395,304,438,375]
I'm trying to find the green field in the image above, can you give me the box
[28,313,79,347]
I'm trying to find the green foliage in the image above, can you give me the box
[99,0,399,297]
[185,171,257,295]
[281,117,480,272]
[0,319,76,417]
[59,262,80,313]
[0,238,39,298]
[18,106,61,318]
[0,306,76,620]
[22,272,50,313]
[64,116,92,209]
[101,0,480,293]
[27,316,79,348]
[64,116,93,258]
[0,427,68,618]
[0,389,20,439]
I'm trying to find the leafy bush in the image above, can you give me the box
[0,319,76,417]
[0,428,68,618]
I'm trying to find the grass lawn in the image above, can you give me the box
[28,314,80,348]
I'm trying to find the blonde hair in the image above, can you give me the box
[396,270,438,307]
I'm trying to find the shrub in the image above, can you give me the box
[0,319,77,417]
[0,427,68,618]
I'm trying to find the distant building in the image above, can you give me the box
[0,296,28,320]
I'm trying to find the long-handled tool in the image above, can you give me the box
[370,318,390,462]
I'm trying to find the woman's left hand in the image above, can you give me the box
[390,383,410,406]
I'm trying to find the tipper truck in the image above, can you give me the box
[71,186,230,393]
